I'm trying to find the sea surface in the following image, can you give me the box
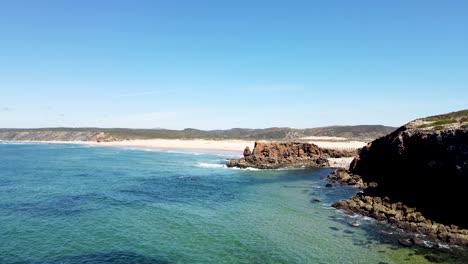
[0,143,460,263]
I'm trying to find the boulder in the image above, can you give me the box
[243,146,252,157]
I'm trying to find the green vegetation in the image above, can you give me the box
[418,109,468,129]
[424,110,468,121]
[419,119,458,128]
[0,125,397,141]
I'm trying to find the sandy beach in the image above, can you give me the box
[328,157,355,169]
[96,139,256,154]
[2,138,367,154]
[96,138,367,154]
[2,138,364,168]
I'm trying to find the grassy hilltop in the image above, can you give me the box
[0,125,396,142]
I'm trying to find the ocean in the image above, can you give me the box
[0,143,456,263]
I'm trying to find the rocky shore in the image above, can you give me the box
[332,195,468,248]
[349,113,468,228]
[329,110,468,251]
[326,168,367,188]
[226,141,329,169]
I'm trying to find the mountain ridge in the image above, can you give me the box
[0,125,396,141]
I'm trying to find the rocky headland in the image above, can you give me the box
[226,141,330,169]
[331,110,468,249]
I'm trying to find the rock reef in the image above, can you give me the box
[332,195,468,247]
[326,168,366,188]
[227,141,329,169]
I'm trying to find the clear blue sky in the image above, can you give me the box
[0,0,467,129]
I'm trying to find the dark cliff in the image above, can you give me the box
[350,110,468,228]
[227,141,329,169]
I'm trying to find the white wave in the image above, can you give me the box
[437,242,452,250]
[229,166,310,171]
[197,163,227,169]
[166,150,204,155]
[228,166,261,171]
[0,142,27,145]
[117,147,236,157]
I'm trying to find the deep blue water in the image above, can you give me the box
[0,143,446,263]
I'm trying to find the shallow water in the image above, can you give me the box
[0,143,461,263]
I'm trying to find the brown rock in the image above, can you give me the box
[331,200,349,210]
[243,146,252,157]
[227,141,329,169]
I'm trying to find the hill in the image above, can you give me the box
[0,125,396,142]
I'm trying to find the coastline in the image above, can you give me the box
[3,137,466,260]
[0,139,254,156]
[0,138,366,156]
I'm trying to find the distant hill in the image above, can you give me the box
[303,125,397,139]
[0,125,396,142]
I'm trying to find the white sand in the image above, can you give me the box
[2,138,367,157]
[98,139,256,153]
[328,157,355,169]
[309,140,367,150]
[300,136,348,141]
[97,139,367,153]
[98,139,361,168]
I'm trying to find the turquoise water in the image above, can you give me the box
[0,143,453,263]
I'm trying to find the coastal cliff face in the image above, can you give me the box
[227,141,329,169]
[349,110,468,229]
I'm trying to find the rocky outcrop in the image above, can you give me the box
[332,195,468,247]
[326,168,366,188]
[226,141,329,169]
[349,110,468,229]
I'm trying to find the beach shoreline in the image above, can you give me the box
[1,138,366,151]
[1,139,365,167]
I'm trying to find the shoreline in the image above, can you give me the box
[0,138,366,155]
[327,169,468,255]
[0,139,254,156]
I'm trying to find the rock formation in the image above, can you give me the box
[227,141,329,169]
[332,110,468,247]
[332,195,468,247]
[349,110,468,229]
[326,168,366,188]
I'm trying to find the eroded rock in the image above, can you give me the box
[227,141,329,169]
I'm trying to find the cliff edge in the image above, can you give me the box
[349,110,468,229]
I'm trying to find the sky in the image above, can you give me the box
[0,0,467,129]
